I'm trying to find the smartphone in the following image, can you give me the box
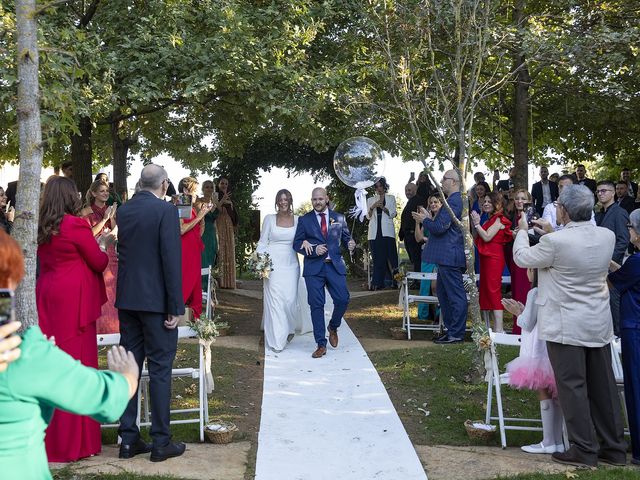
[0,289,15,326]
[409,172,415,182]
[525,206,538,228]
[5,200,10,213]
[176,193,193,219]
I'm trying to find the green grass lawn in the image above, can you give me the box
[370,343,544,448]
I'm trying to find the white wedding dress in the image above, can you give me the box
[257,215,310,351]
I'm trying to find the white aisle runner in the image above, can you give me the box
[255,322,428,480]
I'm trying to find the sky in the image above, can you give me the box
[0,154,553,221]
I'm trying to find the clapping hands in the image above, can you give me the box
[470,210,481,227]
[501,298,525,316]
[411,206,430,224]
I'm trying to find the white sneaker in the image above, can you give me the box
[521,442,563,454]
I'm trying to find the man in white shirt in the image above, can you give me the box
[537,175,595,234]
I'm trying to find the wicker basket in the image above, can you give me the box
[390,327,407,340]
[216,325,231,337]
[204,422,238,444]
[464,420,496,441]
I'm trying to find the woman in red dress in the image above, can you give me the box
[81,179,119,333]
[471,192,513,333]
[36,176,114,462]
[504,189,534,334]
[177,177,213,320]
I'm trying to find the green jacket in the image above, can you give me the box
[0,326,129,480]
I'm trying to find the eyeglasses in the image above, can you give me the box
[628,223,635,230]
[442,176,457,182]
[596,189,614,194]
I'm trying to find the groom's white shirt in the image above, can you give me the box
[315,207,331,259]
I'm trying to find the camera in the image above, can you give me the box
[0,289,15,326]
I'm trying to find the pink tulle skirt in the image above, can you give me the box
[506,354,557,398]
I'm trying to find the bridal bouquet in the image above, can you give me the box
[247,252,274,279]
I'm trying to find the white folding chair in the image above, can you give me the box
[610,338,630,436]
[401,271,443,339]
[201,266,214,320]
[485,330,543,449]
[98,327,210,442]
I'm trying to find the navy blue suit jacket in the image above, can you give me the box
[531,180,559,216]
[422,192,466,268]
[293,210,352,276]
[115,190,185,315]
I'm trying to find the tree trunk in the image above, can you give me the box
[71,116,93,195]
[14,0,43,328]
[111,118,131,200]
[512,0,530,190]
[457,112,483,382]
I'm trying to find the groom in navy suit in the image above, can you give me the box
[293,187,356,358]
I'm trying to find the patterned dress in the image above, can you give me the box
[216,203,237,289]
[85,203,119,333]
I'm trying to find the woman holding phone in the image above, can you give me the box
[366,177,398,290]
[178,177,213,320]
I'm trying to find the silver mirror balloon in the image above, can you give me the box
[333,136,385,190]
[333,137,386,263]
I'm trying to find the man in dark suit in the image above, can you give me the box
[616,181,636,214]
[399,183,425,273]
[620,168,638,200]
[595,179,630,337]
[413,170,467,344]
[574,164,597,193]
[293,187,355,358]
[495,167,516,199]
[115,164,186,462]
[531,166,559,216]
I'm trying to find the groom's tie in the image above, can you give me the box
[319,212,328,238]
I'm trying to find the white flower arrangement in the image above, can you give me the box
[247,251,274,279]
[188,313,220,341]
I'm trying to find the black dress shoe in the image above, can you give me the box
[432,332,448,342]
[433,336,463,345]
[598,450,627,466]
[150,441,186,462]
[119,438,152,459]
[552,448,597,469]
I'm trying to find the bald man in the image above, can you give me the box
[413,170,467,344]
[293,187,355,358]
[115,164,186,461]
[399,182,425,273]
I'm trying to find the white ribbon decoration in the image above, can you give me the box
[200,338,215,394]
[348,187,369,223]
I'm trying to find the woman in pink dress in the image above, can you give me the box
[82,179,119,333]
[37,176,114,462]
[177,177,213,320]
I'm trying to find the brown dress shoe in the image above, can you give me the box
[328,328,338,348]
[311,346,327,358]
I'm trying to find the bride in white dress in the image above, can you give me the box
[257,190,303,352]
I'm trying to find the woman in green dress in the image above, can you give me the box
[0,229,138,480]
[200,180,220,291]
